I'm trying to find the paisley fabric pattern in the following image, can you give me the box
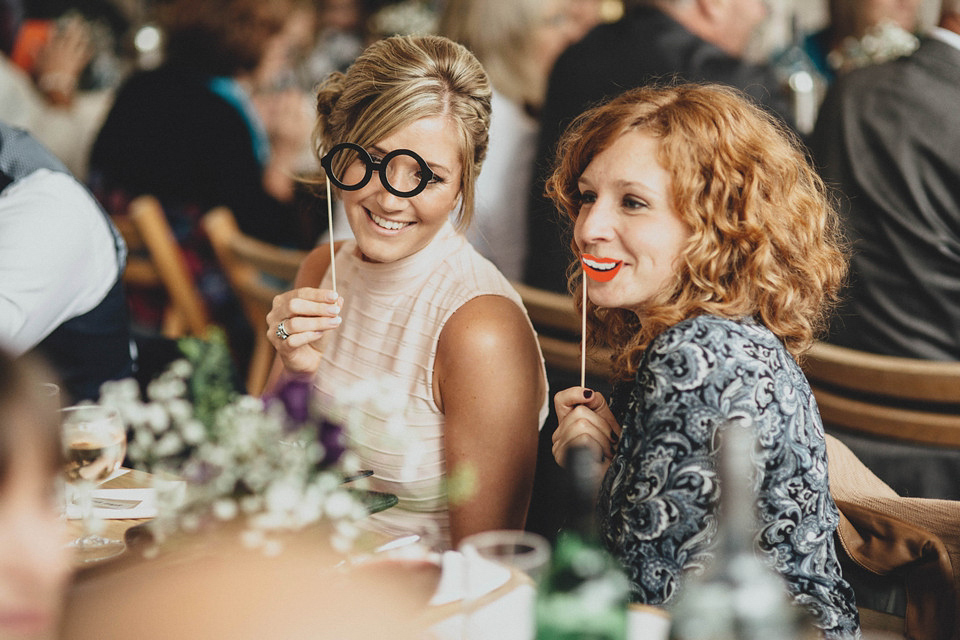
[598,315,861,639]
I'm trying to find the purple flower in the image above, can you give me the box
[265,377,312,425]
[318,418,345,467]
[183,459,221,485]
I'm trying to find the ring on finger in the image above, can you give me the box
[276,320,291,341]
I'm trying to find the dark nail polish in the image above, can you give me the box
[583,389,593,399]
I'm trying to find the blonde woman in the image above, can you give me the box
[267,35,548,550]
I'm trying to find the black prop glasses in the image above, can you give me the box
[320,142,436,198]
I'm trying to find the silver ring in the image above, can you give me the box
[276,320,290,341]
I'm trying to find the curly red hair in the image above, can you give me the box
[546,83,848,380]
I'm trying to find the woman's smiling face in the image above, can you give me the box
[574,129,690,316]
[340,116,463,263]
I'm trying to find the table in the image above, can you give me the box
[67,467,155,552]
[61,472,669,639]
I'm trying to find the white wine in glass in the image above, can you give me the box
[61,404,127,562]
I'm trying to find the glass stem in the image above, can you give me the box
[78,481,96,543]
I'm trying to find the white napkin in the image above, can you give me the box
[66,488,158,520]
[427,550,534,640]
[428,549,512,606]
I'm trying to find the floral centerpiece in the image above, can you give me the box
[98,329,370,556]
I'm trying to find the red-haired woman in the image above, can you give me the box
[548,83,860,639]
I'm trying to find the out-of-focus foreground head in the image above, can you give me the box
[0,349,69,640]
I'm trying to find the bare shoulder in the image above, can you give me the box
[435,294,544,413]
[439,294,537,356]
[294,241,345,288]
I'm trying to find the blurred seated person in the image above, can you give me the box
[439,0,580,280]
[88,0,318,372]
[809,0,960,360]
[567,0,606,40]
[0,348,71,640]
[804,0,922,84]
[299,0,373,87]
[0,1,112,180]
[0,121,133,403]
[525,0,793,293]
[547,84,859,638]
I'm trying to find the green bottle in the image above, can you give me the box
[535,445,630,639]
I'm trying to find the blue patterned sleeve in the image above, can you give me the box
[598,316,861,639]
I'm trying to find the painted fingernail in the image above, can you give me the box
[583,389,593,399]
[330,316,342,325]
[330,305,340,314]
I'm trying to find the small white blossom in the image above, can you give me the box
[212,498,238,521]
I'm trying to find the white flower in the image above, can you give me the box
[144,403,170,434]
[323,490,357,520]
[168,359,192,379]
[154,432,184,458]
[213,498,238,520]
[180,419,207,445]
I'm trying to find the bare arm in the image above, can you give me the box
[434,295,546,547]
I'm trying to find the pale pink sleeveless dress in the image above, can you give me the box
[314,221,548,550]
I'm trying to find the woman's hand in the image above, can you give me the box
[266,287,343,374]
[552,387,622,469]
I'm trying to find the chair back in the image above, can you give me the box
[202,207,307,396]
[802,341,960,447]
[510,281,614,380]
[118,195,210,338]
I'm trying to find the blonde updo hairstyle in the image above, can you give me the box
[313,35,492,230]
[547,84,848,380]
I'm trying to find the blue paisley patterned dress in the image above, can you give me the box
[598,315,861,639]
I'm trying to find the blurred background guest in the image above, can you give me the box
[298,0,374,89]
[88,0,318,376]
[547,83,859,638]
[0,121,133,403]
[0,0,115,180]
[567,0,606,39]
[524,0,792,295]
[438,0,580,280]
[804,0,922,84]
[810,0,960,361]
[0,348,71,640]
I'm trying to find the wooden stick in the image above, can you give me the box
[326,179,337,294]
[581,271,587,389]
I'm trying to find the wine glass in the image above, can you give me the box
[61,404,128,562]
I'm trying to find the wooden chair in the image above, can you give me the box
[115,195,210,339]
[510,281,614,380]
[802,341,960,448]
[202,206,307,396]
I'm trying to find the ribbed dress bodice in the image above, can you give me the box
[314,222,548,549]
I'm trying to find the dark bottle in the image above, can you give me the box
[667,418,815,640]
[535,445,630,639]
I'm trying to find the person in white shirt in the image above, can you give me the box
[0,122,132,402]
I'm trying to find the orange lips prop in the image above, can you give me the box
[581,254,622,282]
